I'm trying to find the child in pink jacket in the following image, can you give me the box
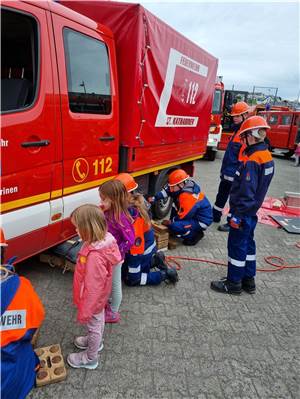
[67,204,121,370]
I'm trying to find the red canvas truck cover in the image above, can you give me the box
[61,1,218,171]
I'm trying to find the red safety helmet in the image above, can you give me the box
[168,169,189,187]
[239,115,270,139]
[0,228,8,247]
[230,101,250,116]
[115,173,138,192]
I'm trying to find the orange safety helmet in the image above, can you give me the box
[115,173,138,192]
[168,169,189,187]
[0,228,8,247]
[230,101,250,116]
[239,115,270,138]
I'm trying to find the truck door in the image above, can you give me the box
[51,14,119,236]
[1,2,59,261]
[268,112,292,149]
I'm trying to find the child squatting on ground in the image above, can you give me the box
[148,169,213,246]
[115,173,178,285]
[0,228,45,399]
[99,180,135,323]
[67,204,121,370]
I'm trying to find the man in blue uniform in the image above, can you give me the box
[211,116,274,294]
[213,101,250,231]
[149,169,212,246]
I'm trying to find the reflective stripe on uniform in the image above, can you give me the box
[143,241,156,255]
[228,257,245,267]
[140,273,147,285]
[246,254,256,261]
[224,175,234,182]
[128,265,141,273]
[199,222,207,229]
[213,204,223,212]
[265,167,274,175]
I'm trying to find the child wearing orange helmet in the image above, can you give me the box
[115,173,178,285]
[149,169,212,246]
[212,101,250,231]
[211,116,274,295]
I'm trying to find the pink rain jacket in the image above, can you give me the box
[73,232,121,324]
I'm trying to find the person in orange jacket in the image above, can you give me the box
[149,169,212,246]
[0,228,45,399]
[115,173,178,285]
[213,101,250,231]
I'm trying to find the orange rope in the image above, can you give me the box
[165,249,300,273]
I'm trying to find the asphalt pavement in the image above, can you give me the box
[22,152,299,399]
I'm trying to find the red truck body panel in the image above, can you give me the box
[259,111,300,151]
[61,1,218,171]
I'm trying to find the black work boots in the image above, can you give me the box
[152,251,179,284]
[242,277,256,294]
[183,230,204,246]
[210,277,256,295]
[210,279,242,295]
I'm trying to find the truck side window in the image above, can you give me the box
[63,28,111,115]
[281,115,292,125]
[1,9,38,113]
[212,90,222,114]
[269,115,278,125]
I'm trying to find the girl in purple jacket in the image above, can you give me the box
[67,204,121,370]
[99,180,135,323]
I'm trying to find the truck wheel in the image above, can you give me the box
[206,149,217,161]
[152,172,172,219]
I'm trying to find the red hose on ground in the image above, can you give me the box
[165,242,300,272]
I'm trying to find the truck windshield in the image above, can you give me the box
[212,89,222,114]
[64,28,111,115]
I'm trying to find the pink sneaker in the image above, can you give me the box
[105,305,120,323]
[67,351,98,370]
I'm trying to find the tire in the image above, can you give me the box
[152,171,173,219]
[206,149,217,161]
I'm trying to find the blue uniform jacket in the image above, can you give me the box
[220,124,242,180]
[229,142,274,218]
[155,180,212,227]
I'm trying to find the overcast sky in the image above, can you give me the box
[123,0,299,100]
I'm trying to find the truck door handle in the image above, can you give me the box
[99,135,115,142]
[21,140,50,148]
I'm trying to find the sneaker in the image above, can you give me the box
[74,336,104,352]
[105,307,120,323]
[210,279,242,295]
[217,223,230,232]
[182,230,204,246]
[242,277,256,294]
[67,351,98,370]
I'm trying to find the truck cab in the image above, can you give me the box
[205,80,224,161]
[259,110,300,157]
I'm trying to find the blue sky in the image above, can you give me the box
[123,0,299,100]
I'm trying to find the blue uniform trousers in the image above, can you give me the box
[213,178,233,222]
[227,216,258,282]
[169,219,205,240]
[123,242,162,286]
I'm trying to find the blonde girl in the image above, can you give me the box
[67,204,121,369]
[99,180,135,323]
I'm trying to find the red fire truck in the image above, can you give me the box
[259,110,300,157]
[1,1,217,262]
[205,79,224,161]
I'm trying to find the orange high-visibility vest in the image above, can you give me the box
[1,277,45,347]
